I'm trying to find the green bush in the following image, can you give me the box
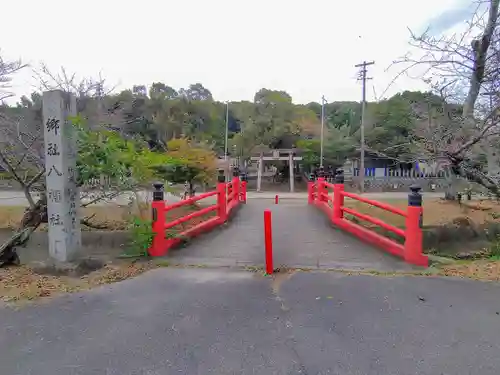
[124,217,155,258]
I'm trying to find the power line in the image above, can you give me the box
[354,60,374,194]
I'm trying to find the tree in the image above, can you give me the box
[159,138,218,195]
[132,85,147,97]
[0,112,179,266]
[149,82,178,100]
[179,83,213,101]
[110,89,153,135]
[392,0,500,198]
[296,126,356,171]
[0,64,184,266]
[254,89,292,105]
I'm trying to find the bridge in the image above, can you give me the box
[149,169,428,271]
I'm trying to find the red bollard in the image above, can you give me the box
[275,194,279,204]
[264,209,273,275]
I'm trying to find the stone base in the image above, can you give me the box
[31,257,105,277]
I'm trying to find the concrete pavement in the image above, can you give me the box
[1,267,500,374]
[168,200,412,271]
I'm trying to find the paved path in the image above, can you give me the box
[2,267,500,374]
[169,200,412,271]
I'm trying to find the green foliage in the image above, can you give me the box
[123,216,182,258]
[156,138,217,185]
[7,84,447,179]
[179,83,213,101]
[296,127,356,170]
[490,236,500,259]
[254,88,292,105]
[73,116,182,188]
[296,139,321,167]
[124,216,155,257]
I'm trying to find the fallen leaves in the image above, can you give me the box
[0,261,159,305]
[439,260,500,281]
[0,201,217,305]
[347,198,500,227]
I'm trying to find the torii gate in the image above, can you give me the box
[250,149,302,192]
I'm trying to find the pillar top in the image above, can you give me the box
[153,182,164,190]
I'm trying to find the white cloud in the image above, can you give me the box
[424,0,478,36]
[2,0,466,104]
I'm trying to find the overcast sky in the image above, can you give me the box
[2,0,475,104]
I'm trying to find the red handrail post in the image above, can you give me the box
[316,166,325,203]
[232,173,240,206]
[333,170,345,224]
[307,180,315,204]
[227,183,232,201]
[264,209,273,275]
[149,182,167,256]
[405,185,428,266]
[317,177,325,203]
[240,180,247,203]
[217,170,228,223]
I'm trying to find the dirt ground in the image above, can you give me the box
[345,198,500,227]
[0,203,216,306]
[0,203,215,230]
[438,260,500,281]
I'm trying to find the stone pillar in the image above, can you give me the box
[42,90,81,262]
[257,153,263,192]
[289,152,295,192]
[343,159,353,181]
[487,148,500,178]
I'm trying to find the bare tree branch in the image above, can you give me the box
[387,0,500,198]
[0,52,27,102]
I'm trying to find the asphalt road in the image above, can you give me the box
[1,268,500,375]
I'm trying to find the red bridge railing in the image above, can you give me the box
[149,170,247,256]
[308,170,428,266]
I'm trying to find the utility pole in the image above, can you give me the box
[355,60,374,193]
[224,102,229,161]
[320,96,326,168]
